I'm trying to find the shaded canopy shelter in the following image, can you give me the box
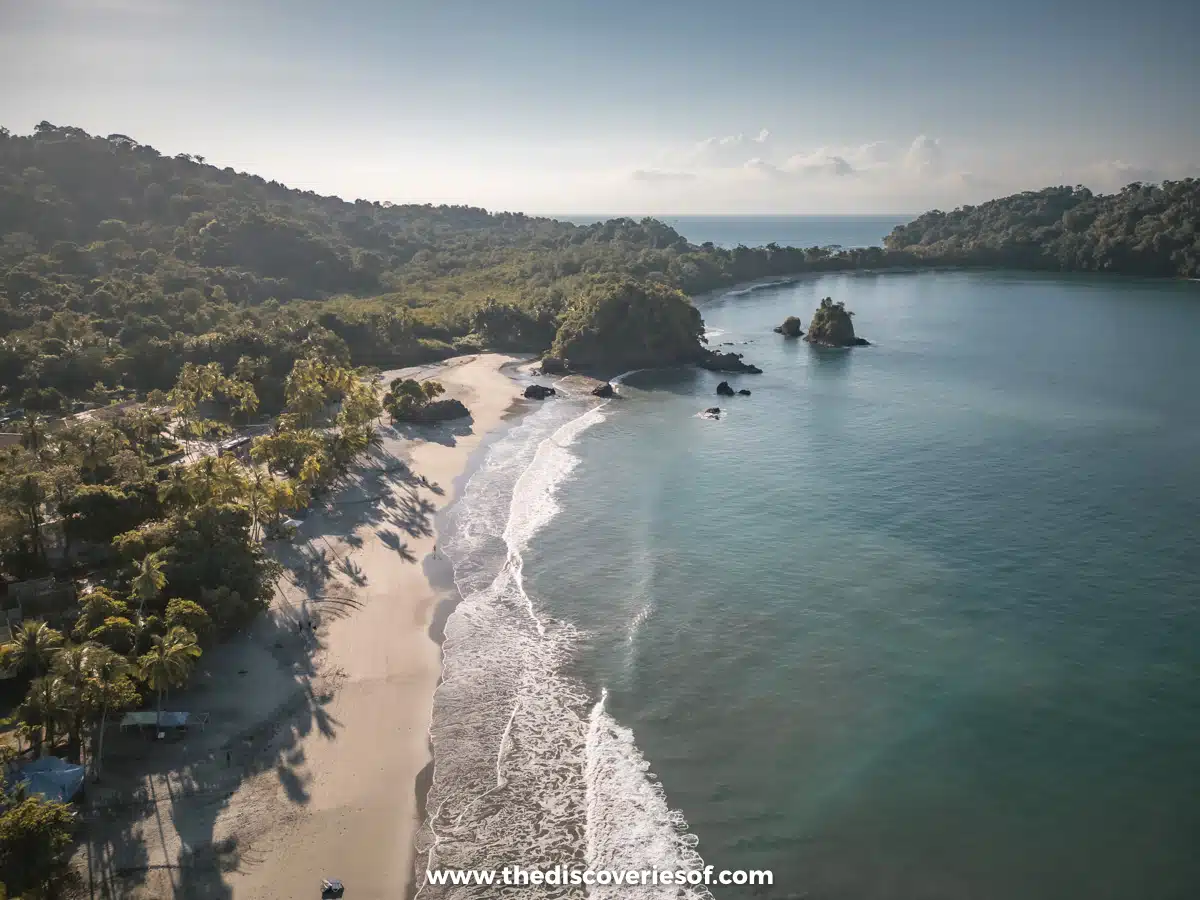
[12,756,86,802]
[119,711,209,730]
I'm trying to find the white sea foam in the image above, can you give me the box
[586,693,713,900]
[723,278,797,297]
[417,393,710,899]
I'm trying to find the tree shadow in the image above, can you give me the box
[378,529,418,563]
[75,611,339,900]
[339,557,367,586]
[75,429,449,898]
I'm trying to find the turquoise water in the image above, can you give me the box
[558,214,909,248]
[424,270,1200,899]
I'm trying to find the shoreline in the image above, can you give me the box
[75,353,532,900]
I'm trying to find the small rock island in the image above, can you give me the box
[773,316,804,337]
[803,297,870,347]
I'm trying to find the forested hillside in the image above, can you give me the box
[0,122,905,412]
[2,123,1196,413]
[884,182,1200,277]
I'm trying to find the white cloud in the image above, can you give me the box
[903,135,943,176]
[782,151,856,177]
[684,128,772,168]
[630,168,697,183]
[741,151,857,179]
[620,128,1194,213]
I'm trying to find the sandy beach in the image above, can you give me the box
[75,354,526,900]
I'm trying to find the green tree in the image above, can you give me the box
[17,415,48,457]
[87,616,138,655]
[382,378,444,422]
[82,648,139,780]
[137,626,201,730]
[16,676,71,758]
[0,621,64,678]
[0,793,77,897]
[164,599,213,644]
[73,589,130,641]
[131,551,166,618]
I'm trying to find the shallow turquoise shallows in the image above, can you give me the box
[431,266,1200,900]
[529,271,1200,898]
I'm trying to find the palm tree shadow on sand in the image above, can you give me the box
[74,444,450,898]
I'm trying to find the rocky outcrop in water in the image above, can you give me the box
[592,382,615,398]
[702,407,721,419]
[538,356,569,375]
[524,384,557,400]
[738,389,751,396]
[804,297,870,347]
[773,316,804,337]
[716,381,736,397]
[699,350,763,374]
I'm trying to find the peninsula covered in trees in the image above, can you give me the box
[883,182,1200,276]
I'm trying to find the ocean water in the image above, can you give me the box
[420,270,1200,899]
[558,215,910,249]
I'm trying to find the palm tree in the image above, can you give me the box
[18,675,71,758]
[51,642,101,764]
[158,467,192,510]
[11,471,48,565]
[1,620,64,678]
[299,452,323,489]
[84,647,138,780]
[138,626,201,731]
[19,414,48,456]
[132,552,167,618]
[185,456,220,504]
[212,455,249,503]
[78,428,112,478]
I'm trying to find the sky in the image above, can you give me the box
[1,0,1198,214]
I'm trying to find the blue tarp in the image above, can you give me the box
[12,756,85,802]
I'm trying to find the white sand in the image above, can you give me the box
[76,354,525,900]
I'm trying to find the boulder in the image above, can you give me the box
[524,384,557,400]
[539,356,569,375]
[716,381,736,397]
[702,407,721,419]
[699,350,763,375]
[592,382,615,398]
[773,316,804,337]
[804,297,870,347]
[737,389,751,396]
[415,398,470,421]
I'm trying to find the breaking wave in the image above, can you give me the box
[416,383,710,898]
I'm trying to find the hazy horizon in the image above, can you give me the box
[3,0,1197,215]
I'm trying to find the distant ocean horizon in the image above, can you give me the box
[553,214,913,249]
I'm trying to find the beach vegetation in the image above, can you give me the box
[383,378,445,421]
[0,785,77,898]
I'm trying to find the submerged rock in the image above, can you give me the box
[524,384,557,400]
[592,382,615,398]
[773,315,804,337]
[699,350,763,375]
[804,297,870,347]
[738,389,751,396]
[716,380,736,397]
[702,407,721,419]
